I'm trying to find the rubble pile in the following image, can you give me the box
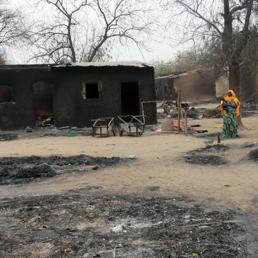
[0,192,246,258]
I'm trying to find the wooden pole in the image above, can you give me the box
[141,100,146,125]
[177,90,181,133]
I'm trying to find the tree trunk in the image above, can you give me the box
[67,18,77,63]
[229,62,246,130]
[229,63,241,98]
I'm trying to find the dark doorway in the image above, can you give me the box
[32,81,54,126]
[121,82,140,115]
[0,85,13,103]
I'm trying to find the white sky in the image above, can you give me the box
[6,0,192,64]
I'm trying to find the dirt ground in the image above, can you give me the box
[0,115,258,257]
[0,116,257,207]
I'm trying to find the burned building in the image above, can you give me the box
[155,70,215,101]
[155,74,177,101]
[0,62,156,130]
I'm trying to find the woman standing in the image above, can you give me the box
[219,90,240,138]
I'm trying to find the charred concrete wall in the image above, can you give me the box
[0,64,156,130]
[52,66,156,127]
[155,76,176,101]
[0,67,52,130]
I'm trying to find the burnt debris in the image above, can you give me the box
[0,155,128,185]
[0,133,18,141]
[184,144,229,166]
[0,193,246,258]
[249,148,258,162]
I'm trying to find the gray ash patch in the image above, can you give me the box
[0,133,18,141]
[188,144,229,154]
[0,193,246,258]
[3,163,56,180]
[185,154,227,165]
[249,149,258,162]
[184,144,229,166]
[0,155,127,185]
[242,142,256,149]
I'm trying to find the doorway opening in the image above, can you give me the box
[0,85,13,103]
[121,82,140,116]
[32,81,54,127]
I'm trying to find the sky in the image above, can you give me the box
[6,0,192,64]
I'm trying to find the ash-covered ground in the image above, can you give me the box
[184,144,258,166]
[0,155,128,185]
[184,144,229,166]
[0,190,247,258]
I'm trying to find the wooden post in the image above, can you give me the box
[185,111,188,135]
[177,90,181,133]
[141,100,146,125]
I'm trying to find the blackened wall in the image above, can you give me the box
[0,65,156,130]
[0,67,53,130]
[155,76,176,101]
[52,66,156,127]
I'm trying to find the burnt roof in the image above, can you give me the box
[155,69,213,80]
[53,61,150,68]
[0,61,151,70]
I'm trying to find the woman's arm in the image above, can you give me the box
[223,102,237,108]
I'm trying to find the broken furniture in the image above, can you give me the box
[92,117,115,137]
[117,115,145,136]
[91,115,145,137]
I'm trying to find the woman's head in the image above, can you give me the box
[227,90,236,97]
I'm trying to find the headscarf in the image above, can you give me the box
[224,90,241,117]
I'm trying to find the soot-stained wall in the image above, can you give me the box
[0,67,53,130]
[52,66,156,127]
[0,64,156,130]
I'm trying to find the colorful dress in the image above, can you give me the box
[221,99,238,138]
